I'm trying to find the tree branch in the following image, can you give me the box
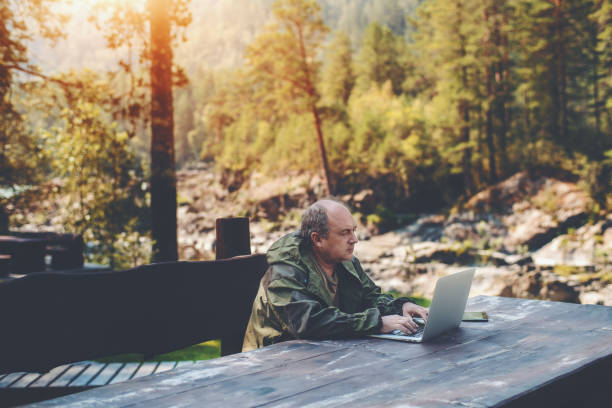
[2,63,79,88]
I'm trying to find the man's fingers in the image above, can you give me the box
[399,318,418,333]
[382,314,423,334]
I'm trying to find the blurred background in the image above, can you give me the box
[2,0,612,305]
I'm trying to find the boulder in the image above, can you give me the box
[539,279,580,303]
[502,179,591,251]
[532,218,612,267]
[465,171,537,212]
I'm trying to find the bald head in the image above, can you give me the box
[299,199,352,246]
[316,199,347,213]
[300,198,358,265]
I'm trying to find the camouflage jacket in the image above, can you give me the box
[242,232,412,351]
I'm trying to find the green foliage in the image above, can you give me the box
[320,31,354,105]
[245,0,328,114]
[0,0,67,220]
[263,114,320,173]
[209,0,334,192]
[42,73,149,269]
[5,0,612,245]
[0,99,45,192]
[202,0,612,214]
[354,22,407,95]
[572,149,612,212]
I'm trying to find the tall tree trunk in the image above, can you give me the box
[558,5,568,143]
[553,0,567,143]
[149,0,178,262]
[592,31,601,136]
[460,97,472,196]
[295,20,333,195]
[499,33,509,178]
[311,105,332,196]
[498,7,509,178]
[483,5,497,184]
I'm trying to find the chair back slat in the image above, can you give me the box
[0,254,267,373]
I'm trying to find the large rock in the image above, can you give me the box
[532,214,612,267]
[502,179,591,250]
[465,171,538,211]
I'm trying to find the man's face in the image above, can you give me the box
[312,204,358,264]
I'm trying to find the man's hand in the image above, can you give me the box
[381,315,420,334]
[402,302,429,322]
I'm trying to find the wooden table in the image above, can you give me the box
[27,296,612,407]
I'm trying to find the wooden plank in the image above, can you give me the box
[131,362,159,379]
[50,364,88,387]
[153,361,177,374]
[108,363,140,385]
[69,363,105,387]
[28,342,358,407]
[0,372,26,388]
[88,363,123,387]
[9,372,42,388]
[29,365,70,387]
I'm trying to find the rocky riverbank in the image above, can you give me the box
[11,164,611,305]
[177,166,612,306]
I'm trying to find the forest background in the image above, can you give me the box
[2,0,612,269]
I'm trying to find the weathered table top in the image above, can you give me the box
[29,296,612,407]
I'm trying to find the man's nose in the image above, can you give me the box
[349,231,358,243]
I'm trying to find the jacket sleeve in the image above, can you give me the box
[352,258,414,316]
[264,263,383,340]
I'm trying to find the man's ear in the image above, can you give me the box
[310,231,322,247]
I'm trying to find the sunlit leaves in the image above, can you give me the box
[40,70,148,268]
[320,31,354,105]
[355,22,407,95]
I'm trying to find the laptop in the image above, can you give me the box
[369,268,475,343]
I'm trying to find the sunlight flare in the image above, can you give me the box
[65,0,147,13]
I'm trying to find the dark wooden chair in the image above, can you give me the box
[0,254,267,405]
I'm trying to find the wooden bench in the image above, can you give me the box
[0,236,46,274]
[0,232,84,274]
[0,251,268,406]
[7,232,84,271]
[0,361,193,406]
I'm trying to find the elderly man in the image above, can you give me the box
[242,198,428,351]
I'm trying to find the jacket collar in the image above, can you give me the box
[301,247,361,305]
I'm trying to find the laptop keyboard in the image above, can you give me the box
[391,323,425,338]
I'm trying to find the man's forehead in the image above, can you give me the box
[326,204,356,230]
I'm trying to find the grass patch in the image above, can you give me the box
[386,291,431,307]
[95,340,220,363]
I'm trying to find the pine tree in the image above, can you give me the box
[481,0,515,181]
[245,0,333,194]
[355,22,406,95]
[320,31,354,106]
[414,0,483,195]
[515,0,596,154]
[591,0,612,136]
